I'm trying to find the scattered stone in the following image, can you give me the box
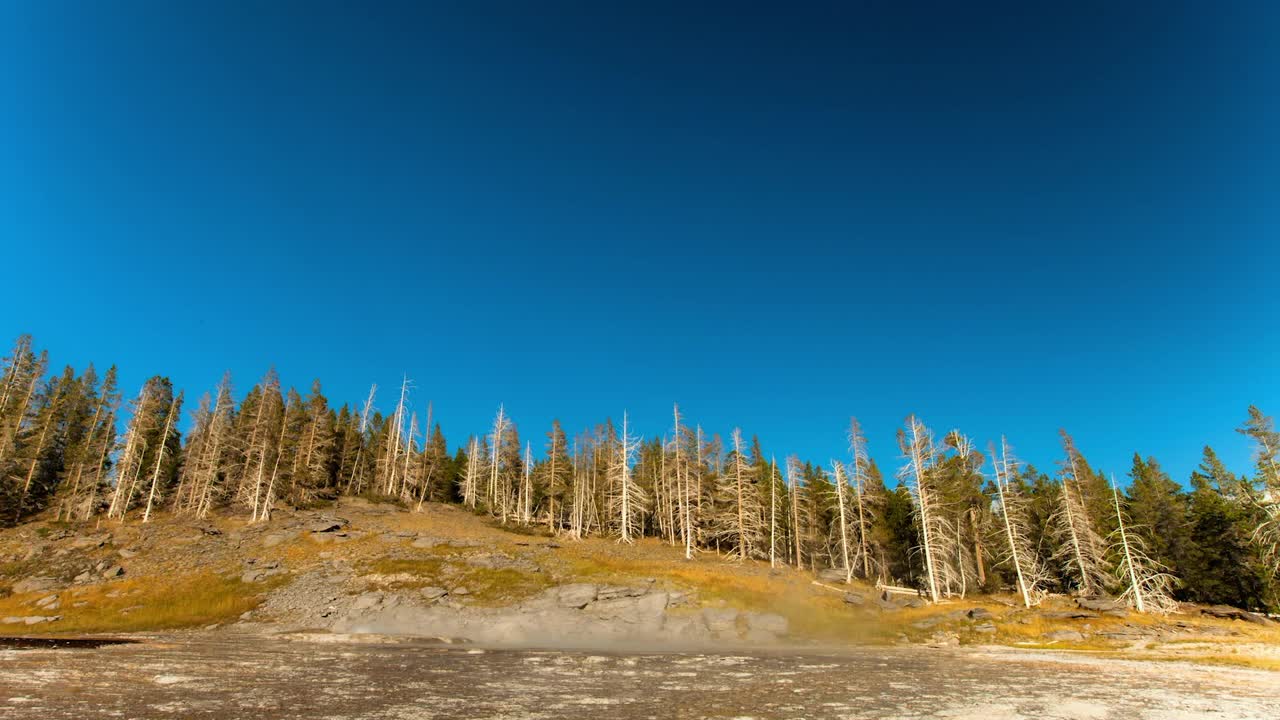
[842,592,865,606]
[199,526,223,536]
[34,594,59,610]
[451,586,470,596]
[966,607,993,620]
[73,572,91,584]
[545,542,562,549]
[118,548,138,559]
[262,534,286,548]
[974,623,997,634]
[1044,630,1085,642]
[411,537,439,549]
[102,565,125,579]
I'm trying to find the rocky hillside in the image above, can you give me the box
[1,499,1277,667]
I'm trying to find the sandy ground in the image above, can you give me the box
[2,634,1278,719]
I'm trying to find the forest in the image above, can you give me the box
[1,333,1277,613]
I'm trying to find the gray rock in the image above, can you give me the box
[966,607,993,620]
[1044,630,1085,642]
[842,591,865,606]
[117,548,138,559]
[12,576,55,594]
[73,572,91,584]
[241,570,267,583]
[555,583,598,609]
[35,594,59,610]
[745,612,788,635]
[411,537,440,549]
[102,565,125,579]
[974,623,997,634]
[450,586,470,596]
[262,534,286,548]
[352,592,384,610]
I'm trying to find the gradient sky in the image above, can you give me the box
[3,1,1277,484]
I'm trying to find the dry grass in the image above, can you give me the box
[0,571,285,633]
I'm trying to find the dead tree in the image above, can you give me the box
[788,455,804,568]
[609,412,646,542]
[991,438,1048,607]
[1109,474,1178,613]
[141,391,182,522]
[1051,434,1110,595]
[848,418,876,580]
[898,415,954,603]
[831,460,853,582]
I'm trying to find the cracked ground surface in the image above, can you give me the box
[2,635,1278,719]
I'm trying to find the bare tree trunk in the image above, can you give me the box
[142,393,182,523]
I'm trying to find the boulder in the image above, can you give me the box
[745,612,788,636]
[352,592,384,611]
[555,583,598,609]
[2,615,61,625]
[12,576,55,595]
[309,518,347,533]
[419,586,448,601]
[817,568,848,583]
[34,594,59,610]
[842,592,865,606]
[973,623,997,634]
[1075,596,1126,612]
[101,566,125,579]
[702,607,739,637]
[1201,605,1274,625]
[966,607,993,620]
[596,585,648,601]
[411,537,440,549]
[262,534,286,548]
[69,534,110,550]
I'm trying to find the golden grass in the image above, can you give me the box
[0,571,286,634]
[358,556,553,606]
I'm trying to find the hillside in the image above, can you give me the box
[1,499,1277,669]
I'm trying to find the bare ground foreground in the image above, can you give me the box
[2,635,1279,719]
[2,500,1279,718]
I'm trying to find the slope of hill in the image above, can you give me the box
[1,499,1277,668]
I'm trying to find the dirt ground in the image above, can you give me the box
[2,633,1278,720]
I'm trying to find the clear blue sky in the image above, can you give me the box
[3,1,1277,483]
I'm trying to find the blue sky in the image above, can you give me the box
[2,1,1277,483]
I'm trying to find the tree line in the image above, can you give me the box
[1,334,1276,612]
